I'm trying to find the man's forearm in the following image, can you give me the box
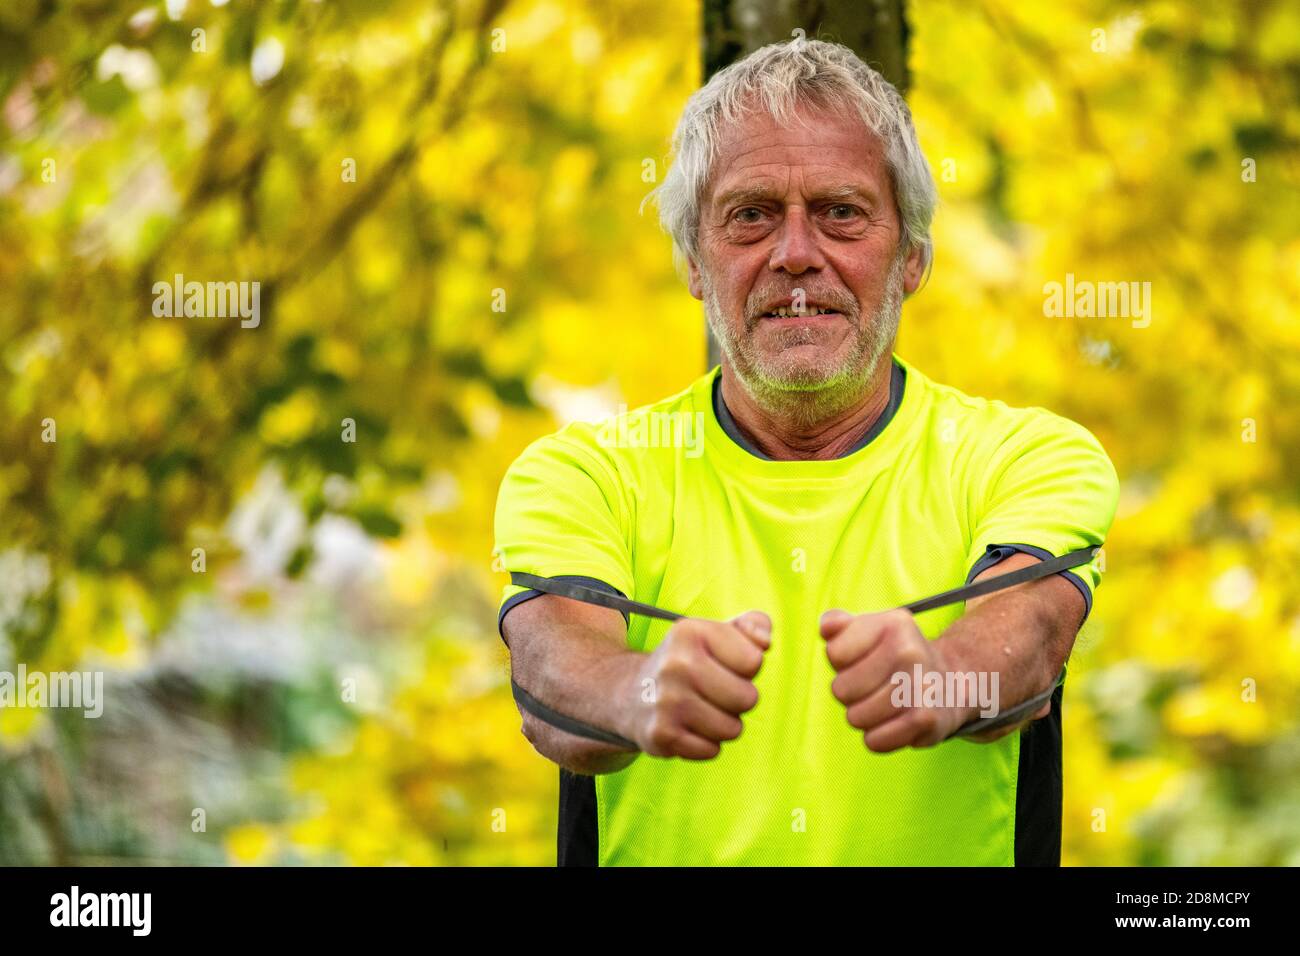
[933,580,1080,737]
[509,612,644,775]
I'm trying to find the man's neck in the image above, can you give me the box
[718,358,896,461]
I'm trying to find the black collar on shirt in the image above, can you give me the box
[712,358,907,460]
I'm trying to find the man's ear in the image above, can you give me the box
[902,242,927,296]
[687,256,704,301]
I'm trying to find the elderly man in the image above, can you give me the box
[493,38,1118,866]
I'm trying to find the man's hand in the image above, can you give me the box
[627,611,771,760]
[819,608,973,752]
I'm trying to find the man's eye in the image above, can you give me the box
[827,203,859,219]
[733,207,764,223]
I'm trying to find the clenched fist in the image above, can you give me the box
[819,608,974,752]
[628,611,771,760]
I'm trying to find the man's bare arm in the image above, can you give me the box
[936,551,1089,742]
[503,594,644,776]
[504,593,772,774]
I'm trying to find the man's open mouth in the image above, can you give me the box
[760,306,840,318]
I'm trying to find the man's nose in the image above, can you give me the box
[768,207,826,275]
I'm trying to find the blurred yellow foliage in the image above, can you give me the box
[1,0,1296,866]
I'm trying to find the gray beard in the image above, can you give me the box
[702,250,906,429]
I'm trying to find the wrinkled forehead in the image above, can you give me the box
[704,98,889,207]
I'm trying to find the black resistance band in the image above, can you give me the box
[509,545,1099,750]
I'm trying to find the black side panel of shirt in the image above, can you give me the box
[558,768,599,866]
[1014,682,1064,866]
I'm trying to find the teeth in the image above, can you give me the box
[766,307,833,317]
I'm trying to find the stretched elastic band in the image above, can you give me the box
[508,545,1098,749]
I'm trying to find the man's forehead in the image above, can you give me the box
[706,106,887,205]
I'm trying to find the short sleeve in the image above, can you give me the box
[493,432,635,644]
[963,412,1120,620]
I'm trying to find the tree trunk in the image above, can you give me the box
[700,0,910,369]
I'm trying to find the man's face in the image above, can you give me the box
[688,101,925,410]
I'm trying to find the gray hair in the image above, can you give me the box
[643,37,938,283]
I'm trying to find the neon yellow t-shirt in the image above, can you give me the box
[494,354,1119,866]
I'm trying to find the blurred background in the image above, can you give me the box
[0,0,1297,865]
